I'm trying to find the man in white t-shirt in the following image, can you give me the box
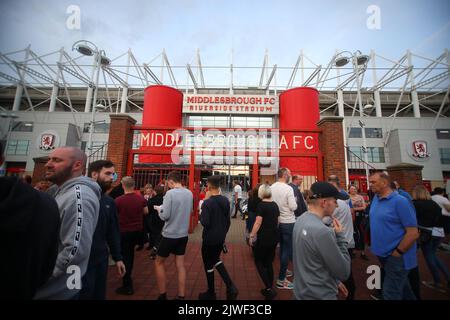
[431,187,450,239]
[432,187,450,217]
[271,167,297,290]
[231,180,244,219]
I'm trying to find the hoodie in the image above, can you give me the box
[0,177,60,300]
[159,187,193,239]
[34,176,101,300]
[200,195,231,245]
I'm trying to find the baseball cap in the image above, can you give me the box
[310,181,350,200]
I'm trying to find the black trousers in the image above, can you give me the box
[142,215,152,245]
[201,243,234,292]
[79,258,108,300]
[232,199,243,217]
[253,243,277,289]
[343,248,356,300]
[149,222,163,249]
[120,231,142,288]
[202,244,223,271]
[354,213,366,251]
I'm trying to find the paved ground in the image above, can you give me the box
[106,219,450,300]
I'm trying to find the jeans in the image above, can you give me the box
[408,266,421,300]
[421,237,450,284]
[232,199,243,217]
[378,255,416,300]
[278,223,294,281]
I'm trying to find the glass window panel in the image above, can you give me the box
[94,122,110,133]
[440,148,450,164]
[6,140,17,155]
[436,129,450,139]
[349,128,362,138]
[12,121,33,132]
[365,128,383,138]
[6,140,29,155]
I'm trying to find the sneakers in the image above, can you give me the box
[276,279,294,290]
[226,285,239,300]
[421,281,447,293]
[150,247,157,260]
[157,293,167,300]
[199,291,217,300]
[370,292,383,300]
[286,269,293,278]
[115,286,134,295]
[260,288,277,300]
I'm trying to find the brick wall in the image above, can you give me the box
[317,117,346,185]
[106,114,137,181]
[387,163,423,194]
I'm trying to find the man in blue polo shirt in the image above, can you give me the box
[369,171,419,300]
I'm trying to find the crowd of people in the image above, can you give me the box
[1,143,450,300]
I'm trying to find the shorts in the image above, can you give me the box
[157,236,188,257]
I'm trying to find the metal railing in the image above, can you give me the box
[346,146,376,172]
[87,142,108,165]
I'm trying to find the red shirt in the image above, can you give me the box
[115,193,147,232]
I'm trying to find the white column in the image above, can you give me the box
[88,53,101,154]
[49,47,64,112]
[373,90,382,117]
[120,49,131,113]
[12,85,24,112]
[84,56,97,113]
[300,49,304,85]
[371,50,382,117]
[12,45,31,111]
[337,89,345,116]
[161,49,165,83]
[407,50,421,118]
[411,90,421,118]
[354,57,370,188]
[229,49,234,95]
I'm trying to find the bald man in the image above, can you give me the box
[34,147,101,300]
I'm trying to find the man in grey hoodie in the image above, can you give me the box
[155,171,193,300]
[34,147,101,300]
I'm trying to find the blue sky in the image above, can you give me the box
[0,0,449,87]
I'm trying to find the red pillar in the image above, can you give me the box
[252,152,259,188]
[188,148,196,233]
